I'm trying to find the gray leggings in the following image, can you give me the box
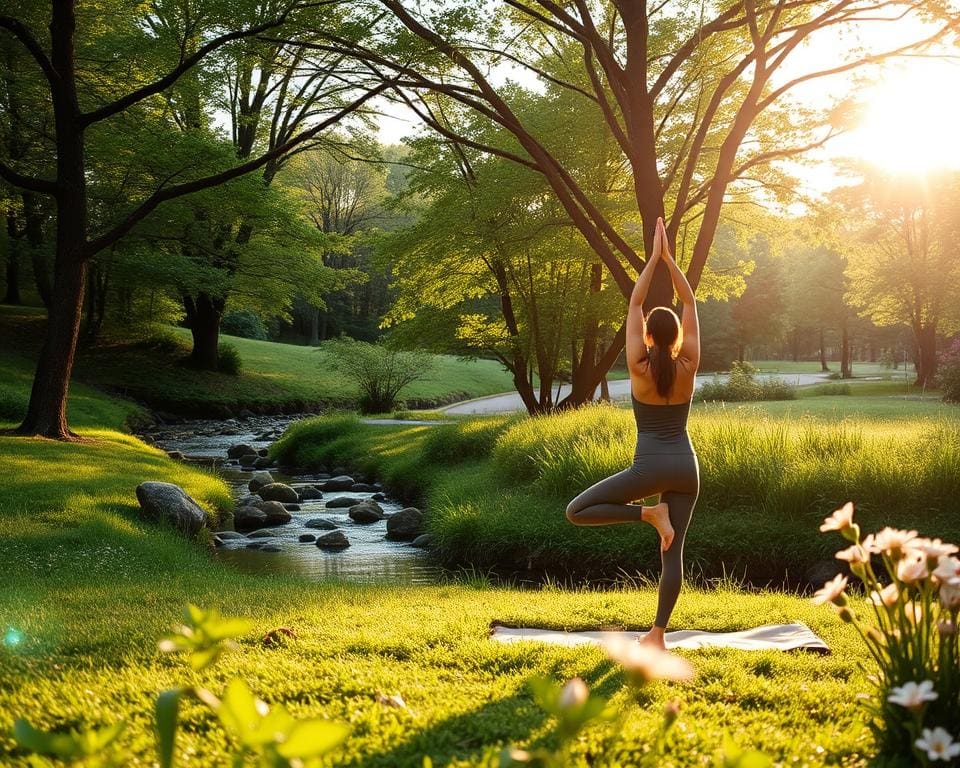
[565,451,699,629]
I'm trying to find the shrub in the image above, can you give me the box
[138,326,190,355]
[694,361,795,402]
[937,338,960,403]
[0,383,27,422]
[217,342,242,376]
[221,310,269,340]
[321,336,437,414]
[806,383,852,397]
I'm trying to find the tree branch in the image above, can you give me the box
[0,158,58,196]
[0,15,58,89]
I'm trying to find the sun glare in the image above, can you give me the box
[849,60,960,174]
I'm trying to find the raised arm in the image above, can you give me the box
[625,219,664,375]
[657,219,700,368]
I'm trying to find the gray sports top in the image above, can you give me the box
[631,395,694,455]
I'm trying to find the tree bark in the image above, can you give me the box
[184,292,224,371]
[819,329,829,372]
[916,322,937,387]
[2,212,21,304]
[309,305,320,346]
[840,318,852,379]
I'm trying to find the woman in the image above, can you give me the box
[565,216,700,649]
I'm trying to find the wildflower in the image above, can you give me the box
[662,699,681,728]
[811,574,848,606]
[820,502,855,534]
[870,583,900,608]
[861,533,878,553]
[941,578,960,611]
[887,680,938,710]
[933,556,960,583]
[836,544,869,565]
[602,635,695,685]
[908,538,958,560]
[558,678,589,711]
[897,551,929,584]
[915,727,960,762]
[903,601,923,625]
[872,527,919,559]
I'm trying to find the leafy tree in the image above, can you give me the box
[842,170,960,386]
[731,234,783,362]
[298,0,954,402]
[0,0,386,437]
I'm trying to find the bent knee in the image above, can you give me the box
[565,501,583,525]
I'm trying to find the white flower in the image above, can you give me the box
[933,556,960,583]
[862,533,878,553]
[908,538,959,560]
[941,578,960,611]
[915,727,960,761]
[873,527,919,558]
[836,544,869,565]
[603,635,695,684]
[811,574,848,606]
[904,601,923,625]
[897,551,930,583]
[820,502,855,533]
[558,677,589,711]
[870,583,900,608]
[887,680,938,710]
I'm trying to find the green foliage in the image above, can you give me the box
[221,311,269,340]
[937,339,960,403]
[321,336,437,414]
[695,363,796,402]
[12,719,126,766]
[217,342,242,376]
[158,604,253,671]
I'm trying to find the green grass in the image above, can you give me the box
[0,307,515,418]
[749,360,895,376]
[273,400,960,583]
[0,349,885,766]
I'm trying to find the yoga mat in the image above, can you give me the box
[489,623,830,654]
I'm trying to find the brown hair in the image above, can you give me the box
[645,306,681,399]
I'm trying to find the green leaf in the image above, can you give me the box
[277,719,349,759]
[217,679,262,739]
[156,688,182,768]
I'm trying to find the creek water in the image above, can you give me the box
[142,416,441,584]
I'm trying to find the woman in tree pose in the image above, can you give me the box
[565,216,700,649]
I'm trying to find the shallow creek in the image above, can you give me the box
[142,416,441,584]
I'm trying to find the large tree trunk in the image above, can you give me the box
[184,293,224,371]
[915,322,937,387]
[2,212,20,304]
[840,319,852,379]
[16,0,88,439]
[309,305,320,346]
[819,329,829,372]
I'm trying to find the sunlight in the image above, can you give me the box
[850,59,960,174]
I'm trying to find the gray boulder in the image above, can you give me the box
[254,456,274,469]
[298,533,317,543]
[350,483,379,493]
[305,518,339,530]
[349,501,385,524]
[322,475,355,492]
[237,493,260,508]
[411,534,433,549]
[258,483,300,504]
[248,528,279,539]
[235,506,268,531]
[227,443,256,459]
[256,500,292,525]
[325,496,361,509]
[315,530,350,549]
[239,453,259,467]
[135,482,208,536]
[297,486,323,501]
[386,507,424,541]
[248,472,274,492]
[372,492,386,502]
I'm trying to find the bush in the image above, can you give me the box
[694,361,795,402]
[937,338,960,403]
[221,310,268,340]
[217,342,242,376]
[137,326,190,355]
[321,336,437,414]
[0,383,27,422]
[806,383,852,397]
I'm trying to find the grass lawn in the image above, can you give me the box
[0,306,515,418]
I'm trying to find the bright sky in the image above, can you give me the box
[371,7,960,196]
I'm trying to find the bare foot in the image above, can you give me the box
[641,502,674,551]
[637,627,667,650]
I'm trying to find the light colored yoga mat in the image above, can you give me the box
[489,623,830,654]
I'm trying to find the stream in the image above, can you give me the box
[142,415,441,584]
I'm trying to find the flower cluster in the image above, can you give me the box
[814,502,960,764]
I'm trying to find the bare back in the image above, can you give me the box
[630,354,697,405]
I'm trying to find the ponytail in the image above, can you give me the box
[648,342,676,400]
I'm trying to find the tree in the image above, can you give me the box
[0,0,388,438]
[843,170,960,386]
[292,0,956,405]
[731,234,783,362]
